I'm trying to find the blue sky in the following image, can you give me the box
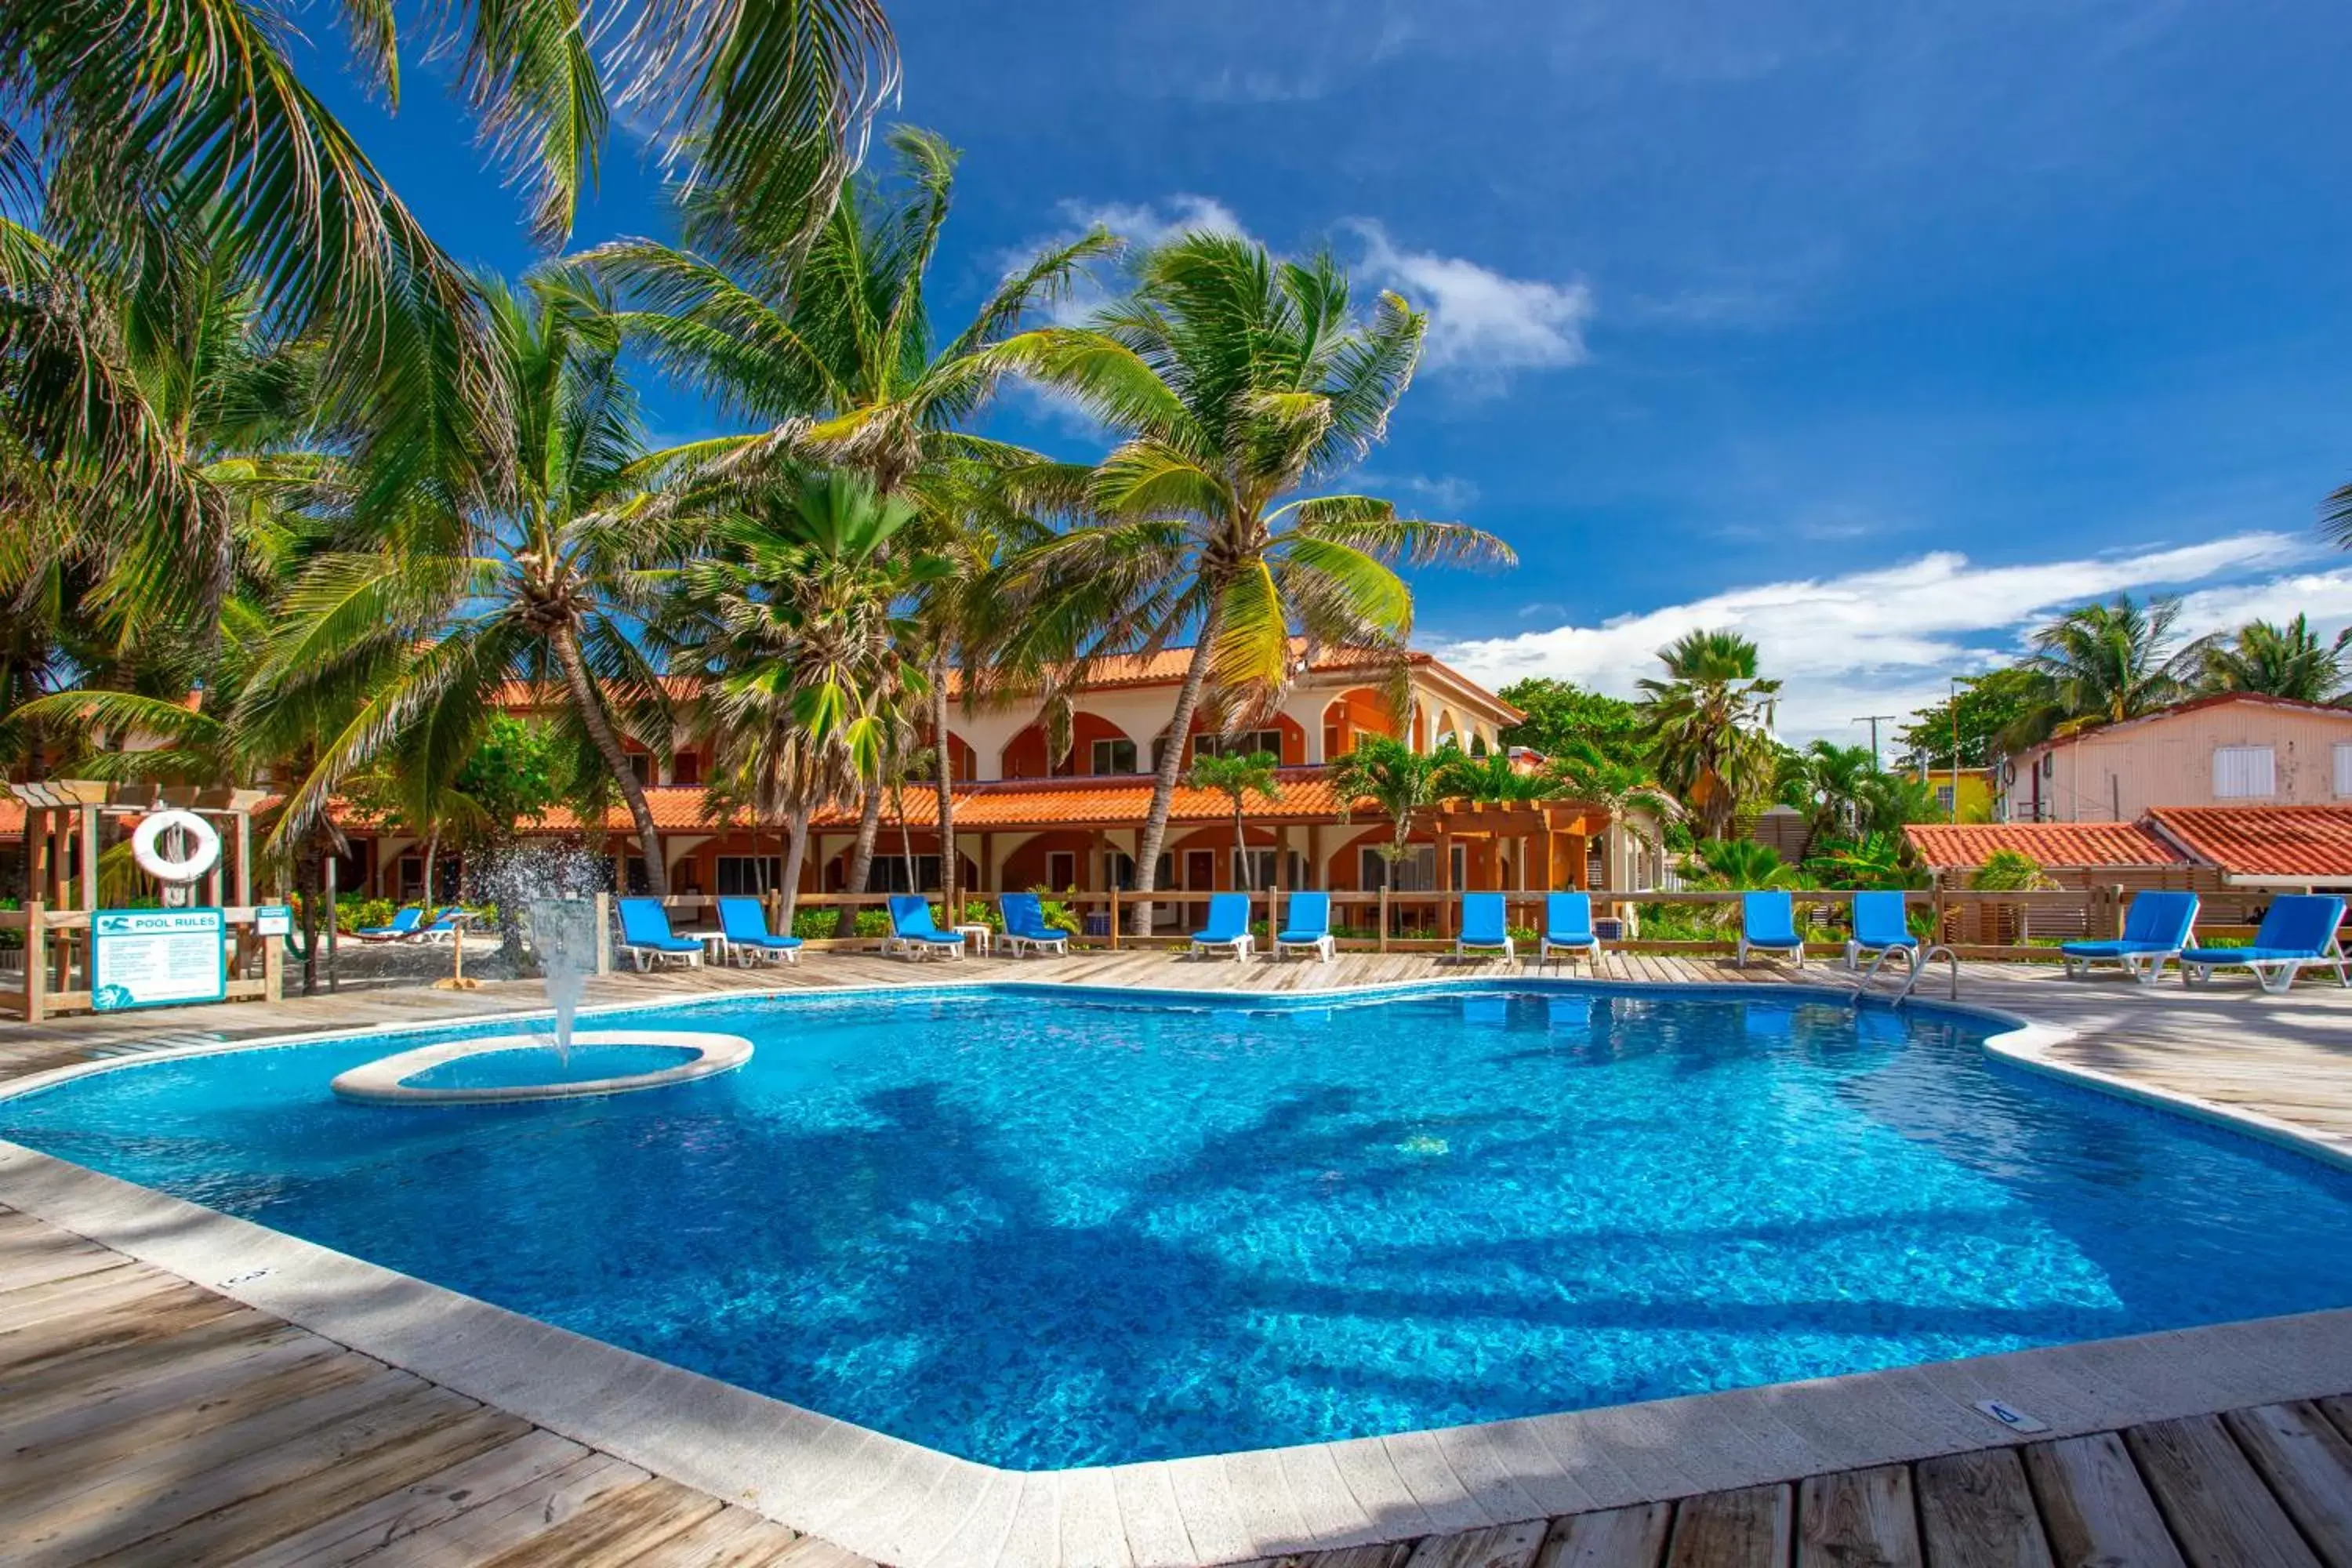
[307,0,2352,742]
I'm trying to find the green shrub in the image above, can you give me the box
[336,895,397,932]
[958,901,1003,931]
[1969,850,2050,891]
[791,906,893,938]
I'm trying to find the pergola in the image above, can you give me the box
[1412,798,1610,891]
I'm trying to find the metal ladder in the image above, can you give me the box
[1892,944,1962,1004]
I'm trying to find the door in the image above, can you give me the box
[1045,851,1076,890]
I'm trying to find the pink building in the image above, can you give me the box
[2001,694,2352,823]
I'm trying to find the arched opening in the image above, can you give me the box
[1320,687,1402,761]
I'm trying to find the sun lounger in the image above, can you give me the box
[2180,895,2347,994]
[616,898,702,970]
[885,895,967,960]
[716,896,803,965]
[1456,892,1515,964]
[1844,891,1919,971]
[1273,891,1335,962]
[354,906,425,942]
[1737,891,1806,968]
[1538,892,1599,967]
[2061,890,2198,984]
[415,907,471,944]
[1000,892,1069,958]
[1191,893,1254,961]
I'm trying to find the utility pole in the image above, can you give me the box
[1850,714,1898,771]
[1949,676,1963,822]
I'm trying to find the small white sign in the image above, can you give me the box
[91,908,227,1011]
[1973,1399,2050,1435]
[253,905,294,938]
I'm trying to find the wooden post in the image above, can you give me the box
[78,804,98,914]
[234,811,252,906]
[22,902,45,1023]
[593,891,612,975]
[263,917,283,1004]
[1379,885,1392,953]
[1109,890,1121,950]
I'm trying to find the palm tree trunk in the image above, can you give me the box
[833,782,884,936]
[931,662,957,923]
[550,626,666,896]
[1232,801,1248,891]
[1131,612,1221,937]
[419,831,439,907]
[895,782,916,894]
[780,805,811,926]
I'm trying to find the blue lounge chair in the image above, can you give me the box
[1274,891,1334,963]
[2061,891,2199,984]
[1456,892,1515,965]
[616,897,702,970]
[417,906,471,945]
[1538,892,1599,967]
[1000,892,1069,959]
[1737,891,1806,969]
[716,896,803,966]
[2180,895,2347,994]
[1191,892,1254,961]
[884,895,966,960]
[1844,891,1919,971]
[354,906,424,942]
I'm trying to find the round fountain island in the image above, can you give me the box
[331,1030,754,1106]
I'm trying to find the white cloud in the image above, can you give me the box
[1350,221,1594,376]
[1434,532,2347,742]
[1058,195,1246,252]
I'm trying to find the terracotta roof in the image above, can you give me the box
[2016,692,2352,753]
[0,797,21,836]
[1905,822,2187,871]
[2147,805,2352,883]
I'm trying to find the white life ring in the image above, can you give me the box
[132,809,222,884]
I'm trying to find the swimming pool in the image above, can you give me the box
[5,982,2350,1470]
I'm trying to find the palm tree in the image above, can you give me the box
[664,470,939,927]
[1775,740,1879,848]
[590,126,1115,922]
[1436,749,1552,804]
[244,272,686,890]
[2186,615,2350,702]
[992,234,1513,931]
[1639,629,1780,840]
[2,0,895,346]
[2006,595,2192,745]
[1186,750,1281,891]
[1330,736,1454,875]
[1544,739,1681,858]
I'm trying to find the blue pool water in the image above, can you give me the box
[7,984,2352,1468]
[401,1044,699,1091]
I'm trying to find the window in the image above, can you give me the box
[1194,729,1284,762]
[1360,844,1436,891]
[2213,745,2277,799]
[715,856,782,895]
[1090,737,1138,775]
[671,752,702,787]
[861,855,940,893]
[1935,786,1955,812]
[1232,848,1278,890]
[1101,851,1170,890]
[2336,743,2352,799]
[624,753,653,785]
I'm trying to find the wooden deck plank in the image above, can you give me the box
[354,1454,652,1566]
[1401,1520,1548,1568]
[2124,1415,2323,1568]
[2020,1434,2187,1568]
[1534,1503,1671,1568]
[467,1475,727,1567]
[1912,1449,2054,1568]
[622,1504,811,1566]
[2220,1403,2352,1568]
[1797,1465,1921,1568]
[1664,1484,1793,1568]
[233,1428,592,1568]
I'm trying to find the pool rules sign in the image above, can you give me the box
[91,909,227,1011]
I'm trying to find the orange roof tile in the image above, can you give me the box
[1905,822,2187,871]
[0,797,22,835]
[2147,805,2352,883]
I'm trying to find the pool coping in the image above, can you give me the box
[5,975,2352,1568]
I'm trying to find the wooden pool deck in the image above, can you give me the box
[6,950,2352,1566]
